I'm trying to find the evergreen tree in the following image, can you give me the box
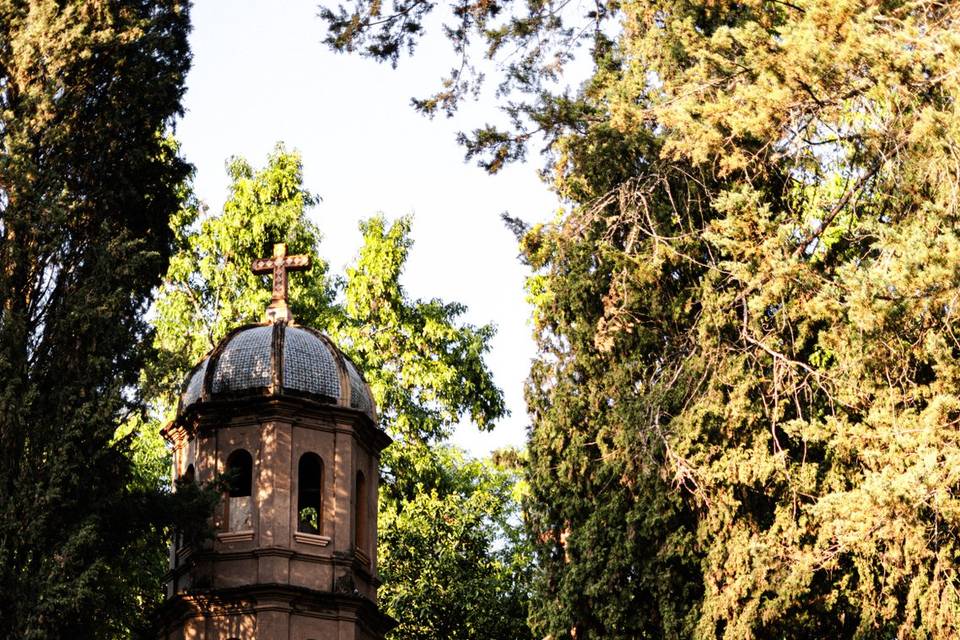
[319,0,960,637]
[145,145,532,640]
[0,1,198,638]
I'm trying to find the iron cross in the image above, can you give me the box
[251,243,311,323]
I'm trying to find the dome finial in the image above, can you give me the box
[251,243,311,324]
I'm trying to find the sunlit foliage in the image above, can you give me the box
[320,0,960,637]
[145,145,531,639]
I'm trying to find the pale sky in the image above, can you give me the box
[177,0,562,456]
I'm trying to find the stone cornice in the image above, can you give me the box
[162,395,392,454]
[153,583,397,637]
[164,545,383,583]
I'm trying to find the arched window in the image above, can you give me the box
[176,464,196,549]
[355,471,367,551]
[225,449,253,531]
[226,449,252,497]
[297,453,323,534]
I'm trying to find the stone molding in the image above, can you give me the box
[294,532,331,547]
[164,395,391,456]
[153,583,397,638]
[216,530,255,544]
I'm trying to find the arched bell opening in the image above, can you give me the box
[297,452,324,535]
[355,470,367,553]
[225,449,253,532]
[175,464,196,551]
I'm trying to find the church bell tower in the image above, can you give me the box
[155,244,395,640]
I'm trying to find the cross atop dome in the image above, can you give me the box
[251,242,311,324]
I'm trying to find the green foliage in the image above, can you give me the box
[0,1,195,637]
[144,145,528,639]
[525,1,960,638]
[146,144,333,413]
[320,0,960,637]
[299,506,320,533]
[337,215,506,442]
[379,444,533,640]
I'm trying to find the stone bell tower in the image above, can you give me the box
[155,245,395,640]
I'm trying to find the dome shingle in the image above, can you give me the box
[177,323,376,423]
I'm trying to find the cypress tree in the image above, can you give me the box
[0,2,193,637]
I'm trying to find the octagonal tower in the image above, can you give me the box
[155,245,394,640]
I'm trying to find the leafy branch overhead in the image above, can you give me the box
[319,0,615,171]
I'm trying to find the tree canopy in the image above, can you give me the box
[0,1,198,637]
[319,0,960,637]
[145,144,531,640]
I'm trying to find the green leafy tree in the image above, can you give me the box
[145,147,334,415]
[0,1,215,638]
[320,0,960,637]
[337,214,504,442]
[379,444,532,640]
[145,144,532,640]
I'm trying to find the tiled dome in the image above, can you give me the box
[178,323,376,422]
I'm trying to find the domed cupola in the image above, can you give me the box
[178,323,377,422]
[158,242,395,640]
